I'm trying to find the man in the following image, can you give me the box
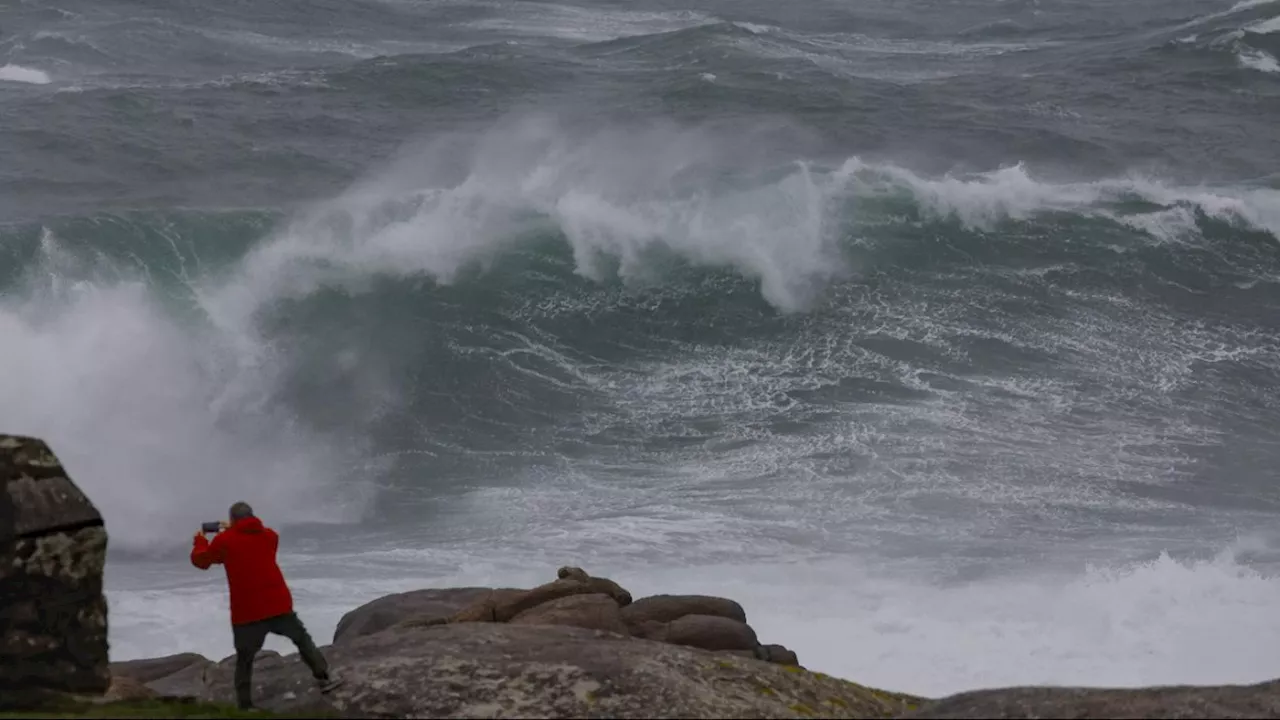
[191,501,341,710]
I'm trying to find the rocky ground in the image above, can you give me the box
[8,432,1280,718]
[106,566,919,718]
[0,697,316,719]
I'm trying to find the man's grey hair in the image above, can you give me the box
[229,501,254,521]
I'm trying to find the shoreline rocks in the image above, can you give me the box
[109,651,215,700]
[373,565,804,670]
[898,680,1280,719]
[98,564,833,716]
[509,592,631,635]
[620,594,748,629]
[333,587,500,643]
[204,622,918,718]
[108,652,211,685]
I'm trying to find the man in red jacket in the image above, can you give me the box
[192,501,340,710]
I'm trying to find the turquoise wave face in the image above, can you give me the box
[4,151,1278,548]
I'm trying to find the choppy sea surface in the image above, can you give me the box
[4,0,1280,697]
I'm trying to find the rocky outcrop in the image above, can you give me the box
[661,613,760,652]
[443,588,531,624]
[374,566,802,669]
[0,434,110,709]
[462,566,633,624]
[760,643,801,666]
[100,675,158,702]
[103,564,820,716]
[333,587,501,643]
[110,635,1280,720]
[109,652,211,685]
[195,622,919,718]
[620,594,748,629]
[509,592,631,635]
[108,652,216,700]
[104,620,1280,720]
[616,592,784,660]
[902,680,1280,719]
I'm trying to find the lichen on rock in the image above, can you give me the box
[0,434,110,709]
[196,622,917,718]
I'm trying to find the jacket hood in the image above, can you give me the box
[232,516,265,533]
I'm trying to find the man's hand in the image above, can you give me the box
[196,522,229,540]
[195,529,205,541]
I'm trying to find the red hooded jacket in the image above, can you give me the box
[190,516,294,626]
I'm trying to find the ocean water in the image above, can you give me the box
[4,0,1280,699]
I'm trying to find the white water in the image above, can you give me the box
[4,118,1279,550]
[1246,15,1280,34]
[0,63,51,84]
[106,541,1280,698]
[0,231,372,550]
[1238,47,1280,72]
[214,117,1280,336]
[852,160,1280,241]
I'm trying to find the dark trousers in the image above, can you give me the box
[232,611,328,709]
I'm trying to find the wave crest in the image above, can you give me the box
[3,115,1278,553]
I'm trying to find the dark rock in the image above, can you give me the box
[583,575,633,607]
[100,675,158,702]
[109,652,210,684]
[557,566,590,583]
[509,593,631,635]
[333,587,498,643]
[490,578,588,622]
[901,680,1280,719]
[205,650,337,715]
[443,588,530,624]
[663,614,759,653]
[215,649,281,673]
[491,574,632,623]
[141,657,214,699]
[196,622,920,718]
[632,620,669,641]
[0,434,110,709]
[620,594,747,634]
[759,643,801,667]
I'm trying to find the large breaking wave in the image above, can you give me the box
[2,115,1279,555]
